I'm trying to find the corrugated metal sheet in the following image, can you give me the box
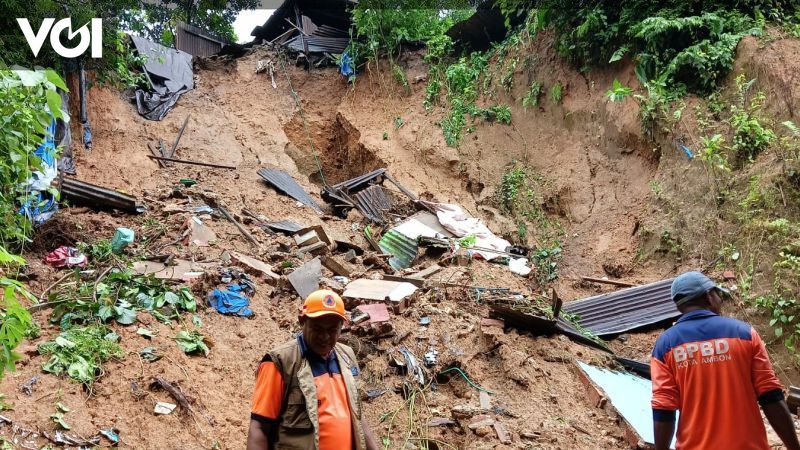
[250,0,354,46]
[257,168,324,214]
[285,34,350,53]
[354,185,393,224]
[264,219,304,234]
[562,278,678,336]
[332,168,386,192]
[176,22,227,58]
[61,178,145,214]
[379,230,418,270]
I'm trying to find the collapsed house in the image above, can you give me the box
[250,0,355,64]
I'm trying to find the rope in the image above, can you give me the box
[437,367,494,394]
[276,51,328,187]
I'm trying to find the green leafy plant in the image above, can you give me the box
[97,32,148,90]
[0,69,67,246]
[522,82,543,109]
[532,244,563,284]
[730,75,775,162]
[699,134,731,176]
[756,294,800,349]
[499,167,526,212]
[175,330,210,356]
[76,239,114,264]
[482,105,512,124]
[605,79,633,102]
[0,248,36,380]
[659,230,683,256]
[649,180,663,198]
[37,324,124,385]
[50,403,71,430]
[500,56,518,92]
[550,81,563,103]
[49,270,197,330]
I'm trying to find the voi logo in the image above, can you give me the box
[16,18,103,58]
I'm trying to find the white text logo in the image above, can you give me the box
[16,18,103,58]
[673,339,730,362]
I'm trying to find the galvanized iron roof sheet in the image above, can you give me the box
[257,168,324,214]
[562,278,678,336]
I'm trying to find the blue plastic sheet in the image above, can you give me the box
[339,52,355,81]
[20,118,59,224]
[208,283,253,317]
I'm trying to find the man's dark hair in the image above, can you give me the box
[677,290,713,311]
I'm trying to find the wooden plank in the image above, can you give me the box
[147,142,167,168]
[581,276,635,288]
[411,264,442,279]
[382,275,424,288]
[321,256,353,277]
[147,155,236,169]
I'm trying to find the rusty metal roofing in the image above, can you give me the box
[257,168,324,214]
[562,278,678,336]
[354,185,393,224]
[176,22,227,57]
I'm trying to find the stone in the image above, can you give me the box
[479,391,491,410]
[468,415,495,430]
[494,422,512,444]
[452,404,489,419]
[474,426,492,437]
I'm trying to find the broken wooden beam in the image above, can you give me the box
[169,115,190,158]
[581,276,635,288]
[146,155,236,170]
[147,142,167,168]
[218,205,260,247]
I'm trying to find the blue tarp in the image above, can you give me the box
[208,283,253,317]
[20,118,59,224]
[339,52,355,81]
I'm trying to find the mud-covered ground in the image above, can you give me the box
[3,32,800,449]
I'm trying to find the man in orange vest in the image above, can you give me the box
[651,271,800,450]
[246,289,380,450]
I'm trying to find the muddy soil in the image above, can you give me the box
[3,32,800,449]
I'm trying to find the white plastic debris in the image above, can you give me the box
[508,257,532,276]
[154,402,176,415]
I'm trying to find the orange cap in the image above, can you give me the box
[301,290,347,321]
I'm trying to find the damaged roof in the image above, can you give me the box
[176,22,229,57]
[562,278,678,336]
[250,0,355,53]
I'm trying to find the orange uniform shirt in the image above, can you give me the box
[651,310,784,450]
[251,335,355,450]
